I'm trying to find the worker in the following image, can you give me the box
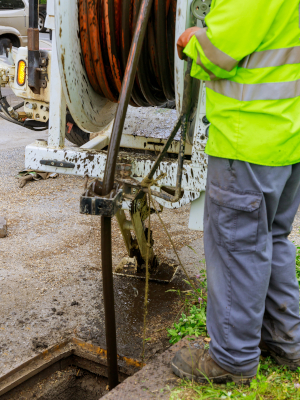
[172,0,300,384]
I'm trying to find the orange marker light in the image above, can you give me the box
[17,60,26,86]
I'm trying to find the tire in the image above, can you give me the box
[0,38,12,56]
[38,14,46,33]
[65,114,90,146]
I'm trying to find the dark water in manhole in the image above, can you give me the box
[77,271,192,359]
[76,271,193,361]
[113,273,192,355]
[3,367,109,400]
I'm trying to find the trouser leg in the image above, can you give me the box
[204,156,299,374]
[262,163,300,359]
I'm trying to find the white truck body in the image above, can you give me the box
[0,0,209,231]
[0,0,29,47]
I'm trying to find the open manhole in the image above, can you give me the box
[0,338,141,400]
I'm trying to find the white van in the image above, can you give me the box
[0,0,29,53]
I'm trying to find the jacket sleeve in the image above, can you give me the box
[183,0,284,81]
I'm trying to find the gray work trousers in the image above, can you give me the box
[204,156,300,375]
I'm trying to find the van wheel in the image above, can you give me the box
[0,38,12,56]
[65,114,90,146]
[38,15,46,33]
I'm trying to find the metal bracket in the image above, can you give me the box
[40,159,75,168]
[80,190,123,217]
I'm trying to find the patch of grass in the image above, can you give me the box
[167,269,208,344]
[170,359,300,399]
[168,305,207,345]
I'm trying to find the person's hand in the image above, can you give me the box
[177,27,201,60]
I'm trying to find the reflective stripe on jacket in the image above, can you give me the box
[184,0,300,166]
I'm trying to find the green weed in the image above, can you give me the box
[168,306,207,344]
[170,359,300,399]
[167,269,208,344]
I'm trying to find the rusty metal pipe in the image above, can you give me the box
[100,0,154,390]
[100,216,119,389]
[102,0,154,194]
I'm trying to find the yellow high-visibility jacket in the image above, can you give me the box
[184,0,300,166]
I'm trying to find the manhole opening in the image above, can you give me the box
[0,339,140,400]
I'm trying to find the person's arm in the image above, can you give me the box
[178,0,284,81]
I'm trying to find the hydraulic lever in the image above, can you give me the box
[100,0,154,390]
[142,57,197,203]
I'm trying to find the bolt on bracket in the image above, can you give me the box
[80,190,123,217]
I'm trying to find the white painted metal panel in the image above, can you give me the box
[47,30,66,148]
[189,191,206,231]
